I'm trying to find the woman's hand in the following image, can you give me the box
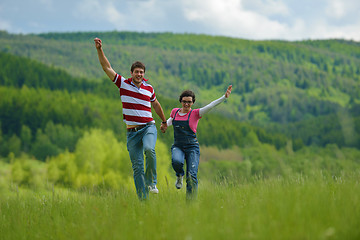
[225,85,232,98]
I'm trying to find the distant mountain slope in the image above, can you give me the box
[0,31,359,149]
[0,52,292,151]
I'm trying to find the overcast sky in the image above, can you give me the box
[0,0,359,41]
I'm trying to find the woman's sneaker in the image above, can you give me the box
[175,176,183,189]
[149,185,159,194]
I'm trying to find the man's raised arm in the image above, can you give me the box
[94,38,116,80]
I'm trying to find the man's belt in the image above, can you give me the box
[127,122,154,132]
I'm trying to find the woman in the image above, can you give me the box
[166,85,232,199]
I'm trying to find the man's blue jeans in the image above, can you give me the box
[127,124,157,200]
[171,144,200,198]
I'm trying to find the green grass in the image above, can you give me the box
[1,172,359,240]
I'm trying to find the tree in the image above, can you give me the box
[31,129,60,161]
[20,125,32,153]
[7,134,21,157]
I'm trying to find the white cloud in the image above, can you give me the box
[75,0,126,28]
[117,0,182,31]
[181,0,291,39]
[180,0,360,40]
[74,0,170,31]
[301,0,360,40]
[305,19,360,40]
[0,19,12,31]
[326,0,346,19]
[104,4,125,27]
[37,0,53,9]
[242,0,290,17]
[0,4,12,31]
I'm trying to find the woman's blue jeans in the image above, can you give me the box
[171,144,200,198]
[127,124,157,200]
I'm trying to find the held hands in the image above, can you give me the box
[94,38,102,49]
[225,85,232,98]
[160,122,167,133]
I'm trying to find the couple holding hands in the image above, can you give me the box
[94,38,232,200]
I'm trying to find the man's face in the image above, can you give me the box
[131,68,145,85]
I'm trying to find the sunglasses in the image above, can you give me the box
[181,100,193,104]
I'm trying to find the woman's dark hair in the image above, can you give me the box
[131,61,146,72]
[179,90,196,103]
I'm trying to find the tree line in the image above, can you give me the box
[1,49,359,153]
[1,31,360,190]
[1,31,359,125]
[0,52,293,160]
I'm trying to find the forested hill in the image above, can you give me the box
[0,30,359,154]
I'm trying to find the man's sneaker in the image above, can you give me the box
[175,176,183,189]
[149,185,159,194]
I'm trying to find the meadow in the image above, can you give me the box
[1,171,359,240]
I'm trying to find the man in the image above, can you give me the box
[94,38,167,200]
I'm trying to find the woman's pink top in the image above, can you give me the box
[170,108,202,133]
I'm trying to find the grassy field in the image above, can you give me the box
[1,171,359,240]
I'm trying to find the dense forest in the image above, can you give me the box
[0,30,359,189]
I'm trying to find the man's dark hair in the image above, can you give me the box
[179,90,196,103]
[131,61,146,72]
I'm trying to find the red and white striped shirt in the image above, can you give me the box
[113,73,156,126]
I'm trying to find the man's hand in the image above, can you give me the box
[225,85,232,98]
[94,37,116,80]
[94,38,102,49]
[160,122,167,133]
[151,99,168,133]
